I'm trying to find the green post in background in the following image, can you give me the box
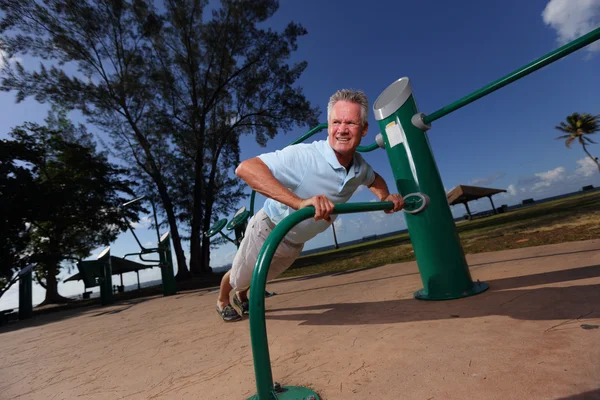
[373,78,488,300]
[158,232,177,296]
[18,267,33,320]
[98,248,114,305]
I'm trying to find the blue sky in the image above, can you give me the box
[2,0,600,309]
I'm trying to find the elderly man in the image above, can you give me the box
[216,89,404,322]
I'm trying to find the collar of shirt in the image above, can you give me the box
[318,140,360,177]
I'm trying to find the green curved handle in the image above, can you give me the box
[206,218,228,238]
[249,201,394,399]
[356,141,380,152]
[226,210,251,231]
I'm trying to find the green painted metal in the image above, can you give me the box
[248,202,393,400]
[373,78,488,301]
[248,385,320,400]
[158,232,177,296]
[423,26,600,125]
[207,218,228,237]
[287,123,328,146]
[97,248,114,306]
[356,141,379,152]
[18,268,33,320]
[226,209,251,231]
[250,190,257,216]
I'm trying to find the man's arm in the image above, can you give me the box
[368,172,404,213]
[236,157,335,220]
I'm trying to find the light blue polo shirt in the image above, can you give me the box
[257,140,376,244]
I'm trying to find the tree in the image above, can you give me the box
[555,113,600,173]
[1,109,142,304]
[0,139,39,299]
[0,0,320,278]
[0,0,191,279]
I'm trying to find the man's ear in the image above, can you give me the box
[362,122,369,137]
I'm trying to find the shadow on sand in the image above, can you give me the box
[265,264,600,326]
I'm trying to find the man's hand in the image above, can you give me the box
[383,194,404,213]
[297,195,335,221]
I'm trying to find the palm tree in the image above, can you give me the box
[555,113,600,173]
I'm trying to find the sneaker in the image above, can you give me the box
[217,304,242,322]
[232,294,250,316]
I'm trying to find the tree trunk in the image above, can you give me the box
[189,152,205,276]
[153,175,189,280]
[582,144,600,173]
[121,109,190,280]
[41,263,72,305]
[200,200,214,274]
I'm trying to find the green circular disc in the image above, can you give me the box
[414,280,489,300]
[206,218,227,238]
[247,385,320,400]
[403,192,430,214]
[227,209,250,230]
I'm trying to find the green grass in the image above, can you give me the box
[280,190,600,279]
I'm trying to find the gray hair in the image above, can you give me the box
[327,89,369,127]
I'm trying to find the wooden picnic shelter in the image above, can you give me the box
[447,185,507,219]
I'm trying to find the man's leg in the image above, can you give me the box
[216,270,242,322]
[217,270,234,310]
[237,288,250,302]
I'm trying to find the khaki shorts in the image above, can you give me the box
[229,209,303,291]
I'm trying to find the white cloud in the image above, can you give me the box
[350,219,364,231]
[470,172,506,186]
[575,157,599,177]
[370,210,385,225]
[333,216,344,231]
[542,0,600,54]
[131,215,152,229]
[507,184,517,196]
[532,166,566,191]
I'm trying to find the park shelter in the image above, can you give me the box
[446,185,507,219]
[64,256,155,291]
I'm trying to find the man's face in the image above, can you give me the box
[327,100,368,162]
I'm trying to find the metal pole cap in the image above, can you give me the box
[373,77,413,121]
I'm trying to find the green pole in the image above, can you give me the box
[423,26,600,125]
[98,248,114,306]
[18,267,33,320]
[373,78,488,300]
[158,232,177,296]
[248,201,395,400]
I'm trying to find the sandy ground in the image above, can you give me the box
[1,239,600,400]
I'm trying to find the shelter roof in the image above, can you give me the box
[64,256,156,283]
[447,185,507,206]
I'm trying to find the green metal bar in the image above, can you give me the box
[150,200,161,244]
[287,123,328,146]
[249,201,393,400]
[249,190,257,216]
[357,141,379,152]
[158,232,177,296]
[18,268,33,320]
[423,26,600,125]
[219,231,237,245]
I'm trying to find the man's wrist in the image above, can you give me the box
[292,197,303,210]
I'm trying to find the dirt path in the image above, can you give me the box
[2,239,599,399]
